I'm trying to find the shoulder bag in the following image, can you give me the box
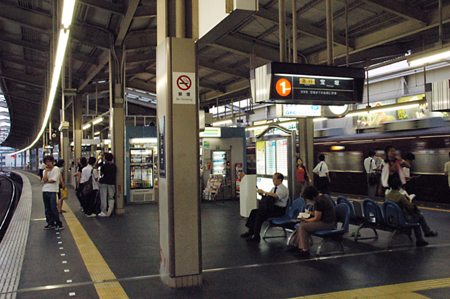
[81,169,94,196]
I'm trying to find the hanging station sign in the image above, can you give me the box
[251,62,365,105]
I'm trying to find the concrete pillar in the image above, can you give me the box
[73,93,83,172]
[157,0,201,288]
[297,118,314,186]
[109,46,125,215]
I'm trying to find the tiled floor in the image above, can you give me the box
[6,171,450,298]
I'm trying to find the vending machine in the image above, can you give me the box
[210,150,232,200]
[129,139,157,202]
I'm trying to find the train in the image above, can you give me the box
[247,117,450,204]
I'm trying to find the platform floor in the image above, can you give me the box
[4,171,450,299]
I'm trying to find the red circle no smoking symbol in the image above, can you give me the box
[177,75,192,91]
[275,78,292,97]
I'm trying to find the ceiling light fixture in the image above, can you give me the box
[8,0,77,156]
[408,47,450,67]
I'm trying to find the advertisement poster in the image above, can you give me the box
[158,116,166,178]
[235,163,244,198]
[266,140,276,175]
[276,139,288,176]
[256,141,266,175]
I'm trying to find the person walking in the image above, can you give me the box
[98,153,117,217]
[42,156,64,230]
[295,157,311,200]
[313,154,331,196]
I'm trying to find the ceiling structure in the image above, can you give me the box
[1,0,450,149]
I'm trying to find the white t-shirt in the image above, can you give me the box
[80,165,99,190]
[313,161,328,177]
[364,157,377,174]
[42,166,60,193]
[445,161,450,186]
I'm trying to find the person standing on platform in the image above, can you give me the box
[79,157,99,217]
[98,153,117,217]
[364,150,380,199]
[41,155,63,230]
[240,173,289,242]
[313,154,331,196]
[55,159,66,213]
[38,160,45,179]
[444,152,450,192]
[295,157,311,200]
[381,145,410,193]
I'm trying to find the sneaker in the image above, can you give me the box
[86,214,96,217]
[44,224,55,230]
[416,240,429,247]
[424,231,438,237]
[55,225,64,230]
[98,212,107,217]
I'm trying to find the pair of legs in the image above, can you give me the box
[244,206,285,238]
[292,221,335,252]
[99,183,115,216]
[367,181,377,200]
[294,181,306,200]
[82,190,98,215]
[43,192,62,227]
[405,212,434,243]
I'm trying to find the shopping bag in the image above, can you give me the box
[60,188,68,200]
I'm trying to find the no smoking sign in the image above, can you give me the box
[173,72,196,105]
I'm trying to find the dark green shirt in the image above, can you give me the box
[385,190,415,217]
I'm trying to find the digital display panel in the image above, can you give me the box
[252,62,365,105]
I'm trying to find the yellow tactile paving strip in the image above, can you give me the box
[289,278,450,298]
[64,204,129,299]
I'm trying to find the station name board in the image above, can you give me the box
[251,62,365,105]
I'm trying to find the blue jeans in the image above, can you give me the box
[43,192,62,226]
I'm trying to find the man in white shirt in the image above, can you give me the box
[80,157,99,217]
[313,154,331,196]
[241,173,289,242]
[42,156,63,230]
[364,150,379,199]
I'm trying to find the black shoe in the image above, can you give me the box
[44,224,55,230]
[293,250,310,259]
[246,235,261,243]
[286,246,302,253]
[240,232,252,238]
[416,240,429,247]
[424,231,438,237]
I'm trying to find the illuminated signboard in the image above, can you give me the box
[251,62,365,105]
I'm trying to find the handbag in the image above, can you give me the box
[81,169,94,196]
[258,195,275,212]
[60,188,68,200]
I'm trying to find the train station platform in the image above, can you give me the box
[2,170,450,299]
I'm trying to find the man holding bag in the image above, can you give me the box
[241,173,289,242]
[364,150,380,199]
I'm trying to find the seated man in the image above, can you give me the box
[386,177,438,247]
[241,173,289,242]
